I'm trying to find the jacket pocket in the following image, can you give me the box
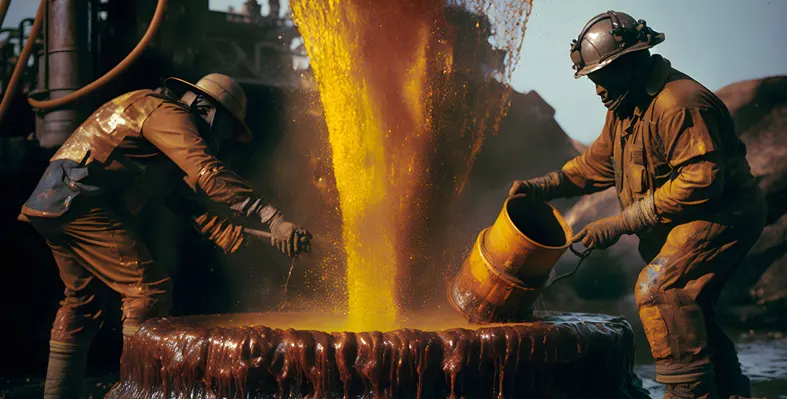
[628,163,647,194]
[629,143,645,166]
[627,142,648,194]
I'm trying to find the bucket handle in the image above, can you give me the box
[546,245,593,288]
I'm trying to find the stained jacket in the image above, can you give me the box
[561,55,758,226]
[19,89,273,253]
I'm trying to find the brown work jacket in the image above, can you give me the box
[561,55,757,228]
[20,89,268,253]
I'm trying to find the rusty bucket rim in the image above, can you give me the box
[503,194,574,251]
[446,279,470,322]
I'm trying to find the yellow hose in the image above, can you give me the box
[0,0,43,127]
[27,0,169,111]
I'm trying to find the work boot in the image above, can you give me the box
[43,340,89,399]
[663,380,719,399]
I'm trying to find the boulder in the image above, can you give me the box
[716,76,787,328]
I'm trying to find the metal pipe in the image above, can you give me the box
[89,0,97,83]
[0,0,43,129]
[17,17,34,54]
[32,0,48,150]
[0,27,16,47]
[0,0,13,82]
[35,0,92,148]
[28,0,169,111]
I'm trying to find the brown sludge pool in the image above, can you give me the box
[107,311,650,399]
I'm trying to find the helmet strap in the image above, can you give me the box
[607,90,629,112]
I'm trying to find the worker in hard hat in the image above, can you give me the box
[18,73,312,398]
[509,11,766,399]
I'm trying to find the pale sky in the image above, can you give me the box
[5,1,786,144]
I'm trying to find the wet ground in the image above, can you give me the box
[0,375,116,399]
[635,331,787,399]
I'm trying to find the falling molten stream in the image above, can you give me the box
[291,0,537,329]
[292,0,443,331]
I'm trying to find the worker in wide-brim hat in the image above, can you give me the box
[18,73,312,398]
[508,11,766,399]
[164,73,254,143]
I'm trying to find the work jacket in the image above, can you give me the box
[562,55,758,230]
[19,89,273,253]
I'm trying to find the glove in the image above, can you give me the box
[572,215,627,249]
[573,192,660,249]
[269,214,312,256]
[509,171,578,200]
[229,197,313,256]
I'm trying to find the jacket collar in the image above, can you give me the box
[646,54,672,96]
[633,54,672,117]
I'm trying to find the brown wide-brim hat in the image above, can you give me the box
[165,74,253,143]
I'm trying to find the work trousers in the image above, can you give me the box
[634,188,767,398]
[29,201,172,345]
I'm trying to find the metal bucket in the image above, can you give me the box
[448,194,574,323]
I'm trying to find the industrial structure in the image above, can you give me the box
[0,0,311,161]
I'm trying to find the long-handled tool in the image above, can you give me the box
[243,227,273,240]
[243,227,315,310]
[243,227,327,248]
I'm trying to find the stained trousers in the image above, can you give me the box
[634,188,766,398]
[29,201,172,345]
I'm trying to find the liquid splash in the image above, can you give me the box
[291,0,533,329]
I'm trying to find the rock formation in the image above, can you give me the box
[716,76,787,328]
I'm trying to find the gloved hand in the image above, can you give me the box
[230,197,313,256]
[270,217,312,256]
[572,215,627,249]
[509,171,576,200]
[573,192,660,249]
